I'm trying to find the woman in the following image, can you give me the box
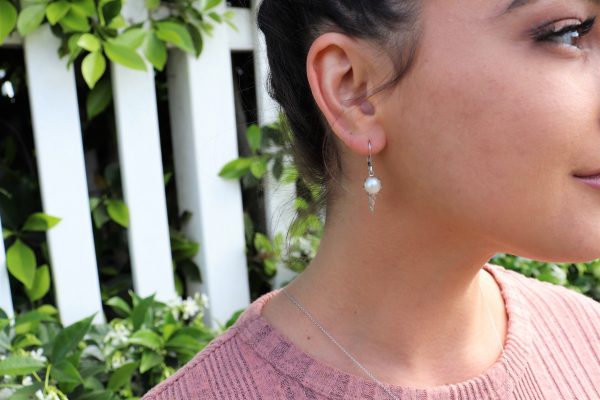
[144,0,600,398]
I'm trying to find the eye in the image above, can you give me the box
[533,16,596,49]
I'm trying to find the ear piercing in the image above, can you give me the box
[363,140,382,213]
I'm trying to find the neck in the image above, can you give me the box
[279,198,507,387]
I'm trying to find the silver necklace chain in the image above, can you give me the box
[280,271,504,400]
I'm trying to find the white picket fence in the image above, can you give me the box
[0,0,297,327]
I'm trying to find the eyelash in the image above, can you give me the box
[532,16,596,49]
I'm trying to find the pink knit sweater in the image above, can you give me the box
[142,262,600,399]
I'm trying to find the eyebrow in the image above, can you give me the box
[505,0,538,13]
[500,0,599,16]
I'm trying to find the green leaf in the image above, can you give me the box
[246,124,262,153]
[155,20,195,53]
[272,157,283,181]
[25,264,51,302]
[144,0,158,10]
[187,23,203,57]
[22,212,61,232]
[2,227,14,239]
[81,51,106,89]
[59,8,90,32]
[202,0,220,11]
[254,233,272,252]
[91,202,110,229]
[0,0,18,43]
[200,21,214,37]
[45,0,70,25]
[105,198,129,228]
[165,334,202,352]
[0,331,10,351]
[17,4,47,36]
[86,76,112,120]
[99,0,120,26]
[37,304,58,315]
[131,294,154,331]
[218,157,253,179]
[12,333,42,350]
[6,239,36,290]
[105,296,131,316]
[250,159,267,179]
[107,361,138,391]
[77,32,100,52]
[70,0,94,17]
[53,360,82,383]
[281,164,298,184]
[128,329,163,351]
[140,351,162,373]
[66,33,83,68]
[15,311,55,335]
[111,27,145,49]
[104,41,147,71]
[223,11,237,33]
[107,15,125,30]
[208,11,221,23]
[0,355,45,376]
[51,314,95,362]
[10,383,44,400]
[143,31,166,71]
[20,0,49,8]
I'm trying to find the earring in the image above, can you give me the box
[363,140,382,213]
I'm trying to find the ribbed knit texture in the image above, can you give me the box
[142,262,600,399]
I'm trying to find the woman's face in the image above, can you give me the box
[379,0,600,261]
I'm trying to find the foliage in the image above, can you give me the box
[3,212,59,304]
[0,291,231,399]
[219,116,325,288]
[491,253,600,301]
[0,0,236,91]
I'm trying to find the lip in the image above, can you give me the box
[573,170,600,178]
[574,174,600,189]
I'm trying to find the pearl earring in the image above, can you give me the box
[363,140,382,213]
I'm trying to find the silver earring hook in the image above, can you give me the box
[367,140,374,177]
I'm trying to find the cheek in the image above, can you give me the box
[386,32,600,257]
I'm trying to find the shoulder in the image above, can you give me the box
[492,262,600,329]
[141,325,241,400]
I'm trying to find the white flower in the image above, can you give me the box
[182,297,200,320]
[110,351,132,370]
[30,348,47,363]
[0,388,15,400]
[34,390,59,400]
[289,250,301,259]
[21,376,33,386]
[104,322,131,347]
[200,293,210,310]
[167,297,183,308]
[298,237,313,254]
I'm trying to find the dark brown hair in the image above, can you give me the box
[257,0,422,215]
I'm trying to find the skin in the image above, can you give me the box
[261,0,600,388]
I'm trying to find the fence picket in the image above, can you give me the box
[167,4,250,327]
[0,216,13,317]
[111,63,176,306]
[1,2,278,323]
[111,63,176,303]
[22,26,104,325]
[252,0,299,288]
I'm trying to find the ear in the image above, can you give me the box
[306,32,387,157]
